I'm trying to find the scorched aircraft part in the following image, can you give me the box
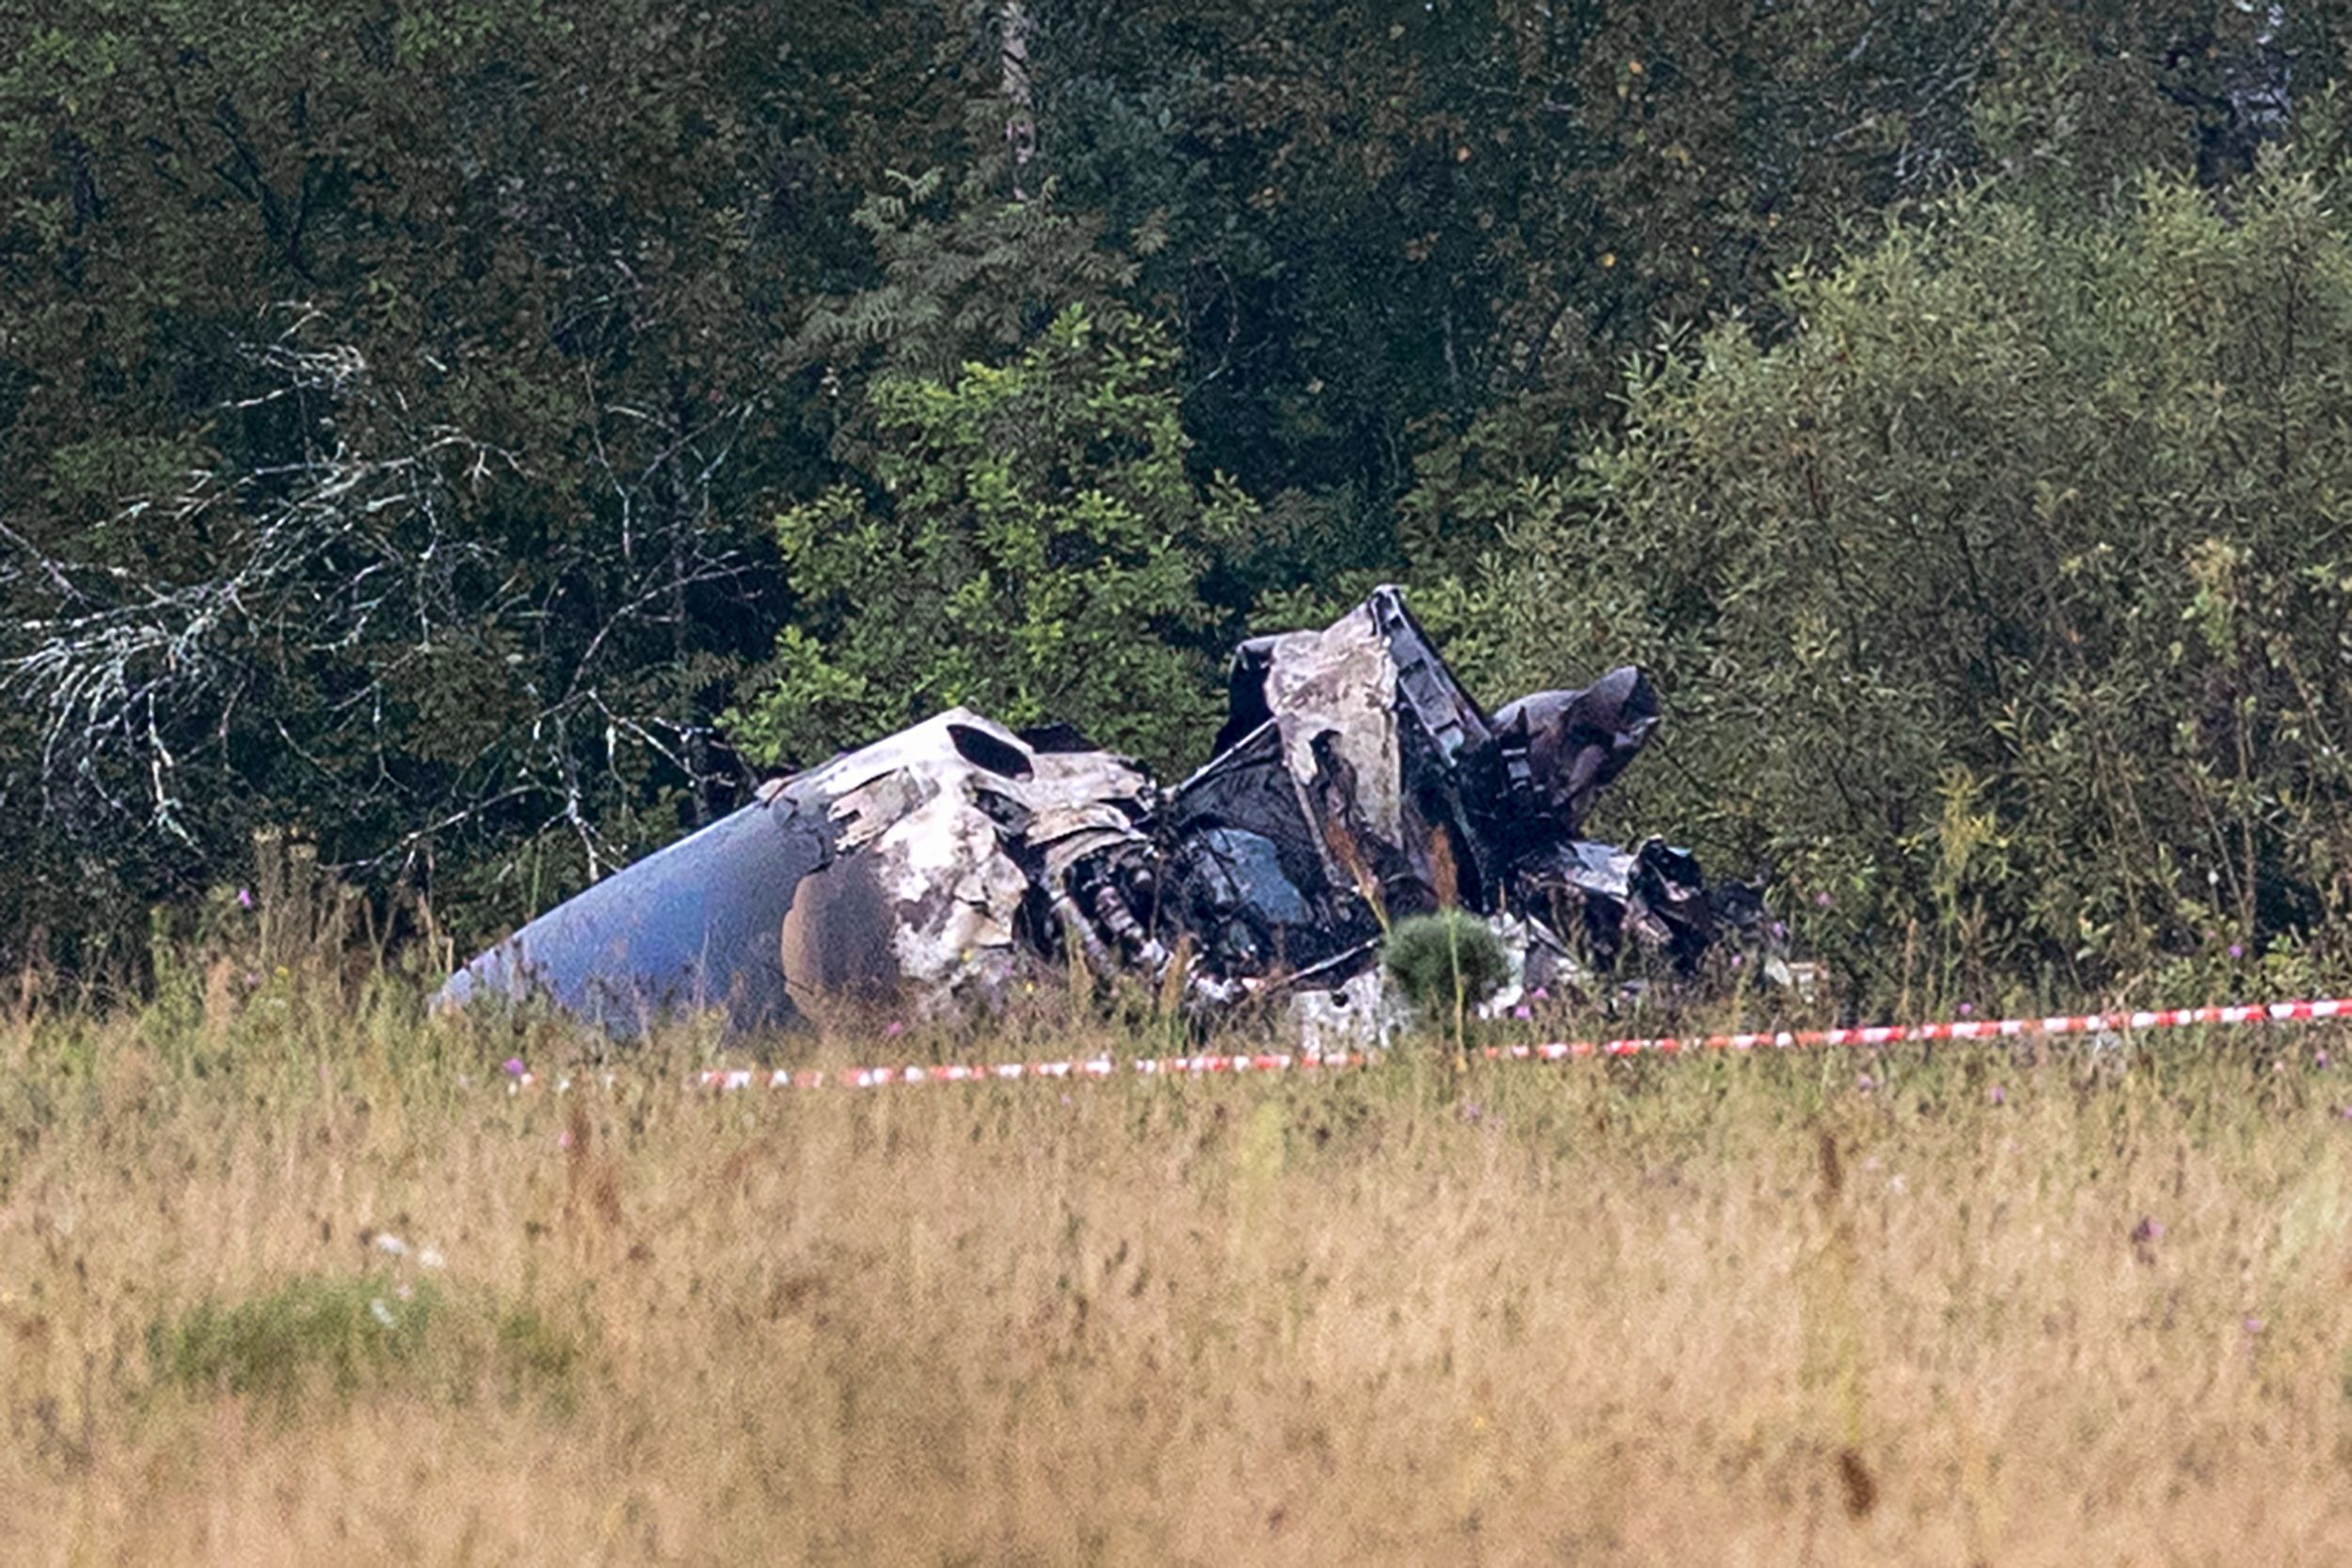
[437,586,1779,1037]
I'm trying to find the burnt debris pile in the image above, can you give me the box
[440,588,1783,1039]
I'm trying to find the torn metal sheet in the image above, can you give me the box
[440,587,1781,1037]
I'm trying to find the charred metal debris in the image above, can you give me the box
[439,588,1786,1040]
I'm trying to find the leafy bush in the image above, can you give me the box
[730,307,1254,776]
[1478,146,2352,1004]
[1384,911,1513,1017]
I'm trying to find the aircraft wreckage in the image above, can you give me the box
[439,588,1783,1040]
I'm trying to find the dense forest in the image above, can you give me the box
[7,1,2352,1005]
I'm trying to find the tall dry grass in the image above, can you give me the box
[4,959,2352,1564]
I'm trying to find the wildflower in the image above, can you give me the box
[1988,1084,2006,1106]
[2229,942,2246,960]
[501,1057,527,1078]
[2317,1052,2331,1069]
[373,1232,408,1259]
[370,1299,398,1329]
[1958,1002,1974,1017]
[1512,1003,1533,1020]
[1815,891,1834,909]
[236,887,255,911]
[1530,988,1549,1002]
[885,1020,906,1037]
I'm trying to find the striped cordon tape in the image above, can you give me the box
[491,997,2352,1095]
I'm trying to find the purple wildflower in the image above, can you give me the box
[1815,891,1835,909]
[885,1020,906,1037]
[2229,942,2246,960]
[1512,1003,1534,1020]
[1988,1084,2006,1106]
[501,1056,527,1078]
[236,887,255,910]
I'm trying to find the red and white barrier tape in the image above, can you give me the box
[486,997,2352,1095]
[1466,998,2350,1061]
[676,1049,1374,1093]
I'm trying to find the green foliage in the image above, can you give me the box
[797,160,1144,392]
[0,0,969,955]
[1479,150,2352,1002]
[1384,911,1512,1017]
[150,1270,585,1416]
[6,0,2352,974]
[1041,1,2352,582]
[732,307,1250,774]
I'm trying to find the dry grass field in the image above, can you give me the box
[5,965,2352,1565]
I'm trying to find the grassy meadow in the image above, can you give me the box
[5,959,2352,1565]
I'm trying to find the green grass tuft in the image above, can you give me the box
[150,1272,585,1416]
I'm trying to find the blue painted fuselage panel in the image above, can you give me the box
[437,796,830,1035]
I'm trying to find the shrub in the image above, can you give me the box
[1384,911,1513,1018]
[729,307,1255,777]
[1478,146,2352,1004]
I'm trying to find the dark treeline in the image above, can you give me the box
[6,1,2351,1005]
